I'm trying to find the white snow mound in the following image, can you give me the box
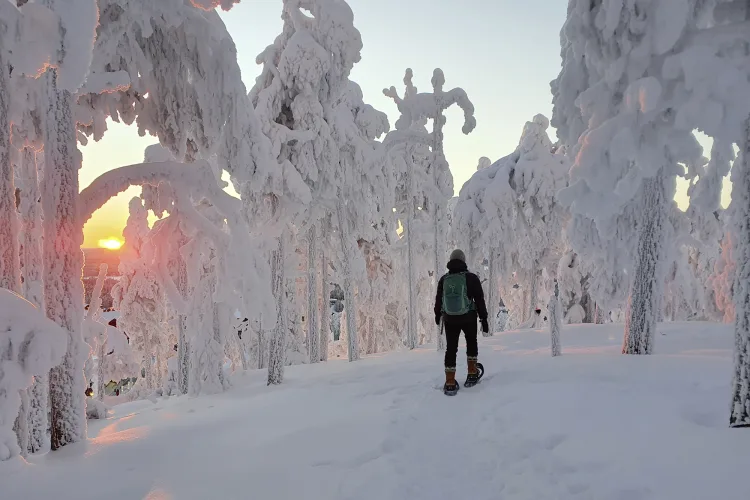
[0,289,67,461]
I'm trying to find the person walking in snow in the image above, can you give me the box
[435,249,489,395]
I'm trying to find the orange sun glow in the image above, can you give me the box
[98,238,123,250]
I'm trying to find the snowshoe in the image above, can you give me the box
[464,362,485,388]
[443,380,460,396]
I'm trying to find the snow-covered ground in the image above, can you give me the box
[2,322,747,500]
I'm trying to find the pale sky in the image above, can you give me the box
[79,0,727,248]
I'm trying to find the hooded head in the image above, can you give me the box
[449,249,466,263]
[447,249,468,273]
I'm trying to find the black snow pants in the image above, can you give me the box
[443,312,478,371]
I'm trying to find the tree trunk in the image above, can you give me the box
[256,318,266,369]
[368,316,376,354]
[2,74,29,455]
[432,97,448,348]
[730,118,750,428]
[155,343,164,390]
[581,279,595,323]
[13,391,30,458]
[143,329,154,390]
[433,202,444,345]
[96,341,106,402]
[623,171,670,355]
[42,69,87,450]
[550,282,562,357]
[320,246,330,362]
[19,151,48,453]
[267,227,287,385]
[307,225,320,364]
[485,251,496,337]
[336,202,359,361]
[27,376,49,453]
[176,253,189,395]
[0,47,20,293]
[528,265,540,322]
[522,287,530,323]
[212,294,226,391]
[406,199,418,350]
[19,149,44,308]
[594,303,606,324]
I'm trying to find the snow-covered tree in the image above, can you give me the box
[73,0,278,389]
[0,289,67,461]
[386,84,427,350]
[454,115,568,325]
[250,0,392,367]
[112,197,165,394]
[332,81,393,359]
[384,68,476,348]
[183,201,233,396]
[642,0,750,424]
[552,0,715,355]
[34,0,98,450]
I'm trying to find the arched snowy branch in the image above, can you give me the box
[78,160,240,226]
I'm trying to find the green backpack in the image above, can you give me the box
[442,272,474,316]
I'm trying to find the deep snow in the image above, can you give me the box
[1,322,747,500]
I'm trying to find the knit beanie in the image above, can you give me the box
[449,249,466,263]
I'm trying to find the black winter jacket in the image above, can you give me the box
[434,259,488,323]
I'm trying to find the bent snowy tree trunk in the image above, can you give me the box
[730,120,750,428]
[307,225,320,364]
[623,172,670,355]
[42,70,87,450]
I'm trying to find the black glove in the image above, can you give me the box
[481,319,489,334]
[435,315,441,326]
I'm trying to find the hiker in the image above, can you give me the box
[434,249,489,394]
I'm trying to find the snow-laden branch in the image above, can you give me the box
[189,0,240,11]
[382,129,434,152]
[78,160,240,226]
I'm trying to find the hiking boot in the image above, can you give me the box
[465,357,480,387]
[444,367,459,395]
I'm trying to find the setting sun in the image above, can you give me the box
[98,238,124,250]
